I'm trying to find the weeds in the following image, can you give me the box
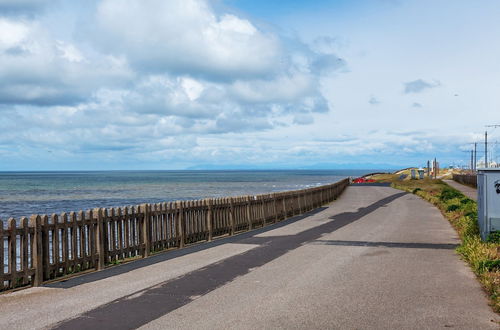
[439,187,463,202]
[487,231,500,244]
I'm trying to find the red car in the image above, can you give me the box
[353,177,376,183]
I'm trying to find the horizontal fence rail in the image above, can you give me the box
[452,174,477,188]
[1,179,349,292]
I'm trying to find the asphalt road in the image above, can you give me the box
[0,186,497,329]
[444,179,477,201]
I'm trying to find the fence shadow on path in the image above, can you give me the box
[53,190,409,330]
[2,179,350,292]
[311,240,459,250]
[46,207,329,289]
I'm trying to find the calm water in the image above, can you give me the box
[0,170,377,220]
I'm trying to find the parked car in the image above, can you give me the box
[352,177,376,183]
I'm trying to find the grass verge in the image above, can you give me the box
[371,174,500,312]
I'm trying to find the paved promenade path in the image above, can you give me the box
[1,186,497,329]
[444,179,478,201]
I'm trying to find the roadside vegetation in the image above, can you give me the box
[370,173,500,312]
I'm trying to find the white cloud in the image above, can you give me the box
[94,0,281,80]
[0,17,134,105]
[56,41,85,63]
[0,19,30,48]
[0,0,355,170]
[181,77,204,101]
[293,114,314,125]
[230,73,314,104]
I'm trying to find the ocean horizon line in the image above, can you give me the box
[0,168,395,173]
[0,169,374,219]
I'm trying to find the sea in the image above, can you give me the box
[0,170,380,220]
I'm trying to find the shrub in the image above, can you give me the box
[439,187,463,201]
[464,211,477,219]
[446,204,460,212]
[487,231,500,244]
[412,188,421,194]
[478,259,500,272]
[460,198,474,205]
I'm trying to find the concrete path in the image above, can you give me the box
[0,186,497,329]
[444,179,478,201]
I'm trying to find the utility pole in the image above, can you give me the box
[485,131,488,168]
[461,150,473,170]
[434,157,438,179]
[470,149,474,171]
[465,142,478,171]
[485,125,500,168]
[474,142,477,171]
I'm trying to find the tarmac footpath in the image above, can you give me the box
[0,186,497,329]
[444,179,477,201]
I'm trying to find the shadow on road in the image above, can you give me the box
[46,207,328,289]
[328,191,407,223]
[350,182,392,187]
[311,240,459,250]
[54,190,410,330]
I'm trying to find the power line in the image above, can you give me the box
[463,142,479,170]
[460,150,474,170]
[484,125,500,168]
[474,142,477,170]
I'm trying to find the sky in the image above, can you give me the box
[1,0,500,170]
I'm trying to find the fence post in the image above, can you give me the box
[20,218,29,286]
[296,192,301,214]
[206,199,213,242]
[177,201,185,248]
[260,196,266,226]
[229,198,235,235]
[103,209,110,262]
[0,221,3,291]
[272,193,278,222]
[8,218,16,288]
[245,196,253,230]
[41,215,49,281]
[140,204,151,257]
[282,194,287,218]
[70,212,77,272]
[61,213,69,276]
[29,215,43,286]
[299,190,307,214]
[95,208,106,270]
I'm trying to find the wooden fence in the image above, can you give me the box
[452,174,477,188]
[1,178,349,292]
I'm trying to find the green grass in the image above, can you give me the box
[370,174,500,313]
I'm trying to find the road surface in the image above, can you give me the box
[0,185,497,329]
[444,179,477,201]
